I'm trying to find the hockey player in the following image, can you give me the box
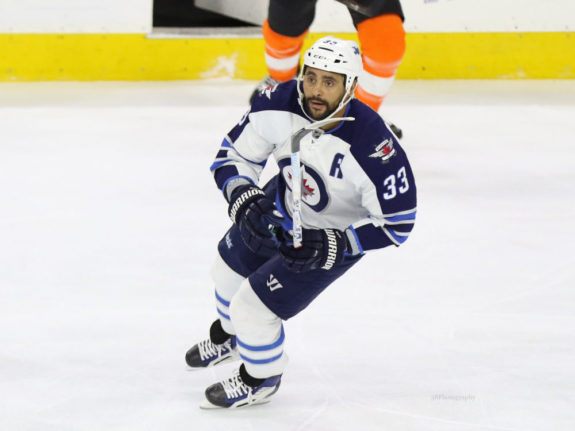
[186,36,417,409]
[254,0,406,137]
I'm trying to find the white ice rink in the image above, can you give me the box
[1,80,574,431]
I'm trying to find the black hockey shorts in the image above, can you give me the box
[268,0,405,37]
[217,221,362,321]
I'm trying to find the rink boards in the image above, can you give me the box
[0,31,574,81]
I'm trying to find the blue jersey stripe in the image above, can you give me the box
[214,165,240,191]
[210,159,233,172]
[384,227,409,244]
[347,225,364,255]
[237,152,267,167]
[385,211,417,223]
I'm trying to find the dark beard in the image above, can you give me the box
[303,96,337,120]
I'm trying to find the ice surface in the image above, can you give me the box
[0,80,574,430]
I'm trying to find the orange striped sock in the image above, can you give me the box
[263,20,308,82]
[355,14,406,111]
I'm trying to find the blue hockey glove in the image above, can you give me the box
[228,185,284,257]
[279,228,348,273]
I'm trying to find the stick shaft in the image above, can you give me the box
[290,116,355,248]
[290,150,303,248]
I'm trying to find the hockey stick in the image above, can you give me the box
[290,116,355,248]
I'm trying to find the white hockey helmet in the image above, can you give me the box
[302,36,362,93]
[298,36,363,119]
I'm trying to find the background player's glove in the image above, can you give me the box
[228,185,284,257]
[279,228,348,273]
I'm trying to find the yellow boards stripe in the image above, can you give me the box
[0,32,573,81]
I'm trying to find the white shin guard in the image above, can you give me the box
[230,280,288,379]
[210,254,245,335]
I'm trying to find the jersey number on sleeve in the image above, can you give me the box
[382,166,410,200]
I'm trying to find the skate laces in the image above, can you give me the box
[198,338,229,361]
[222,370,252,400]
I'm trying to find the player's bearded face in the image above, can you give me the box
[302,68,347,120]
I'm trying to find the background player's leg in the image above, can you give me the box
[263,0,317,82]
[355,13,406,112]
[263,21,307,82]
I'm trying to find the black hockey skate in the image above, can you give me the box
[200,366,282,409]
[185,336,238,368]
[185,320,238,368]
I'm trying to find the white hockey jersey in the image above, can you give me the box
[210,81,417,253]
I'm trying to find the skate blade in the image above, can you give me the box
[199,398,272,410]
[199,399,222,409]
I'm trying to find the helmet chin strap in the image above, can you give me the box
[296,73,355,124]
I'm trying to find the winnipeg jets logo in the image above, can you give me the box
[287,171,315,198]
[266,274,283,291]
[278,159,330,212]
[369,138,396,163]
[263,84,279,100]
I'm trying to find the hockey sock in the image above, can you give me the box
[355,14,406,112]
[209,319,232,345]
[263,19,308,82]
[239,363,266,388]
